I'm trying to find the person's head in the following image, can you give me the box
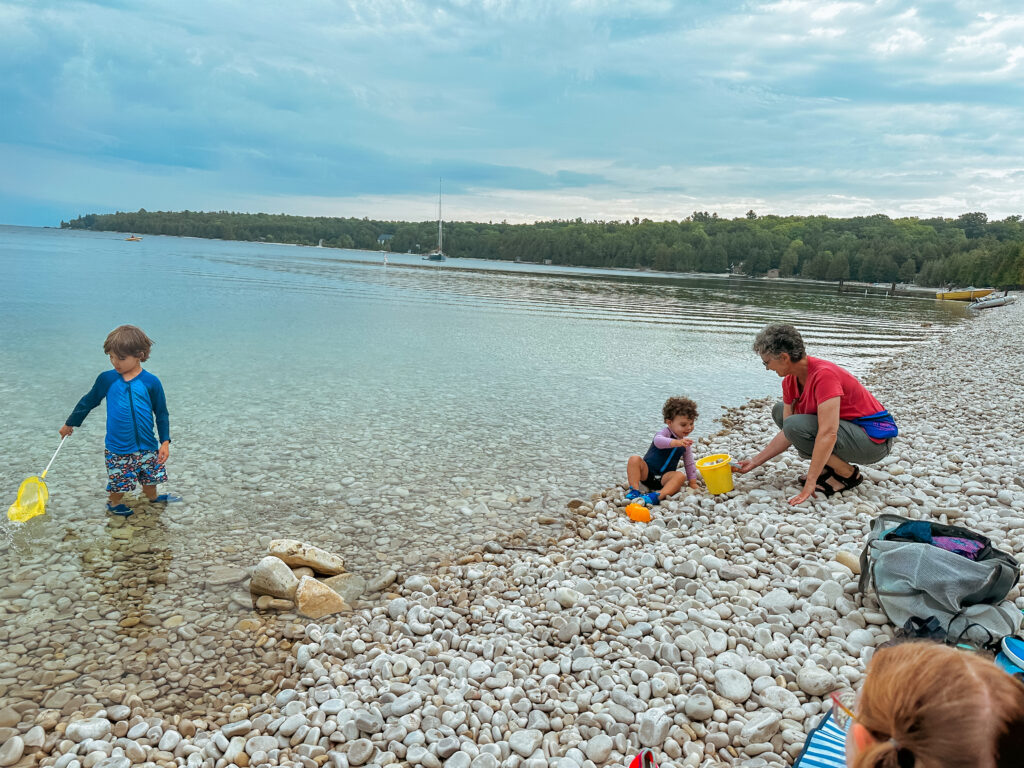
[104,325,154,366]
[662,396,698,437]
[753,323,806,375]
[846,642,1024,768]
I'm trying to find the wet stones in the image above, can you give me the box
[250,556,299,599]
[294,576,349,619]
[268,539,346,575]
[0,736,24,767]
[64,718,111,741]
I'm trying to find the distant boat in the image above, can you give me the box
[935,287,993,301]
[423,180,446,262]
[124,235,142,241]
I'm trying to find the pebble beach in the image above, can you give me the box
[2,297,1023,768]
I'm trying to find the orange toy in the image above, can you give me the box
[625,502,651,522]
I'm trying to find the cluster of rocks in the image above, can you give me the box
[5,299,1024,768]
[249,540,384,619]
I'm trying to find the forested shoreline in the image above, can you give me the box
[62,209,1024,288]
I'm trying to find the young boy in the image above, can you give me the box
[59,325,178,516]
[625,396,699,506]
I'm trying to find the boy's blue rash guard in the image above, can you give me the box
[65,369,171,453]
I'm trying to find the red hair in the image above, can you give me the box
[852,642,1024,768]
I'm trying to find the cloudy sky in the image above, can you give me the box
[2,1,1023,226]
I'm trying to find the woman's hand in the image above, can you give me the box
[788,483,816,506]
[734,458,758,474]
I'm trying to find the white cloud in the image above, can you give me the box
[872,28,927,56]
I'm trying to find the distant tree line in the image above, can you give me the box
[62,208,1024,288]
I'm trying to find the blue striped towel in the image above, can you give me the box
[792,711,847,768]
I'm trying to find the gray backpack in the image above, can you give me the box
[858,514,1023,647]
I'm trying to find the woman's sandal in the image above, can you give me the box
[835,465,863,492]
[814,465,864,497]
[800,465,835,486]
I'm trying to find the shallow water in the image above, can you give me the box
[0,225,966,719]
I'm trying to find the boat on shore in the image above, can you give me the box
[935,287,993,301]
[124,235,142,241]
[422,181,446,262]
[969,293,1016,310]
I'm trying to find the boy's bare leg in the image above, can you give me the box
[142,484,158,501]
[108,492,125,504]
[627,456,648,488]
[655,471,685,500]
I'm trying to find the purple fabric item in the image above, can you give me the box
[931,535,985,560]
[652,426,698,480]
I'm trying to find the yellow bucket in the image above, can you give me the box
[696,454,734,494]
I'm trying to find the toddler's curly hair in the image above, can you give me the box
[663,396,698,422]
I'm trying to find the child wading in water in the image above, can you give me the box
[625,396,699,506]
[59,325,179,516]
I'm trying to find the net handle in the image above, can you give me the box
[40,435,67,479]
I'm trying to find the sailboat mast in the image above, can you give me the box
[437,179,443,253]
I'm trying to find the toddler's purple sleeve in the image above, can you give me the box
[652,426,674,449]
[684,445,697,480]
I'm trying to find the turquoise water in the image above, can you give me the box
[0,224,967,717]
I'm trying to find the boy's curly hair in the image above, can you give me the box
[663,396,698,422]
[104,325,154,362]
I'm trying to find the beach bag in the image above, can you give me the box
[858,514,1022,647]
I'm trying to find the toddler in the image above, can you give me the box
[625,396,699,505]
[60,325,178,516]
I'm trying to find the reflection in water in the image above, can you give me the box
[0,226,966,723]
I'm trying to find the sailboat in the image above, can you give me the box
[422,180,446,261]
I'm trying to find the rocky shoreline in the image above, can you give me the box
[3,299,1024,768]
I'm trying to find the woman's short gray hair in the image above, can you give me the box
[753,324,806,362]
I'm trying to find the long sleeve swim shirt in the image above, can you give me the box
[644,426,697,479]
[65,369,170,453]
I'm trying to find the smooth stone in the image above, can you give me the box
[714,669,752,703]
[834,551,861,574]
[269,539,346,575]
[683,694,714,721]
[637,709,672,747]
[508,729,543,757]
[250,555,300,599]
[758,588,795,613]
[295,575,350,619]
[347,738,374,766]
[584,734,613,763]
[0,737,24,768]
[797,664,837,697]
[22,726,45,748]
[391,692,423,718]
[760,686,800,711]
[65,719,112,742]
[206,565,249,586]
[740,711,782,744]
[323,573,367,604]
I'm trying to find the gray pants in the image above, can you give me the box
[772,402,892,465]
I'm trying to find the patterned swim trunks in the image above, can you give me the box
[105,450,168,493]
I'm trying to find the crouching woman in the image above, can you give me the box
[736,323,897,506]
